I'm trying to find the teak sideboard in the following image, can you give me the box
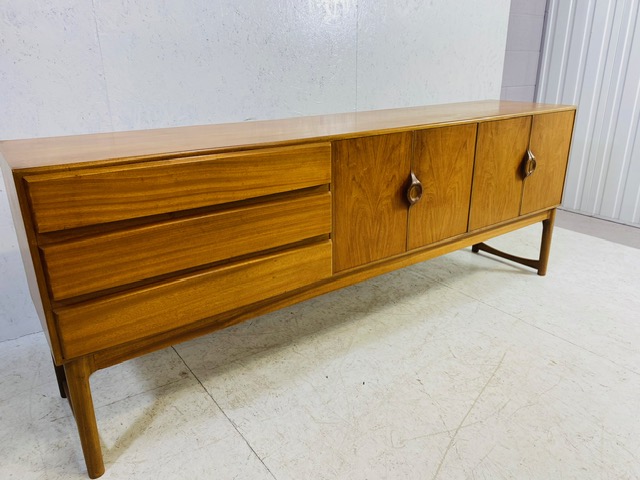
[0,100,575,478]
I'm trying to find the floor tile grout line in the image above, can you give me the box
[172,347,279,480]
[431,351,507,479]
[432,278,640,377]
[0,329,43,347]
[511,316,640,377]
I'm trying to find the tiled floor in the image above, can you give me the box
[1,222,639,479]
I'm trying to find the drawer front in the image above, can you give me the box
[25,143,331,232]
[42,192,331,300]
[55,241,332,359]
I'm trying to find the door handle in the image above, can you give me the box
[406,171,423,206]
[522,149,537,178]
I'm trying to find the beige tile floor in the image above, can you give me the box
[1,223,639,479]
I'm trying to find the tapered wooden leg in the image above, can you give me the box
[536,208,556,276]
[471,209,557,276]
[64,357,105,479]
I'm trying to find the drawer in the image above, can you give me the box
[24,143,331,232]
[42,191,331,300]
[55,240,332,359]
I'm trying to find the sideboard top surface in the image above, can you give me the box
[0,100,575,171]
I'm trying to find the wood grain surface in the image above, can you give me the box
[333,132,411,272]
[1,101,574,171]
[521,111,575,215]
[92,209,552,371]
[409,123,477,248]
[56,241,332,359]
[0,161,64,362]
[25,143,330,232]
[42,191,331,300]
[63,357,104,478]
[469,116,532,230]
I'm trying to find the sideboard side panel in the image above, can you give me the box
[0,159,63,361]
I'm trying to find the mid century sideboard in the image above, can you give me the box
[0,100,575,477]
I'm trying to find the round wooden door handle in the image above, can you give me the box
[406,171,423,205]
[522,149,537,178]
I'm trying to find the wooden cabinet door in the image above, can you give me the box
[521,111,574,215]
[333,132,411,272]
[469,116,532,230]
[409,123,477,249]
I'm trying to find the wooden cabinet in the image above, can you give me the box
[333,123,477,270]
[0,100,575,478]
[25,143,334,361]
[469,110,575,230]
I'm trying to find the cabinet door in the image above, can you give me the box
[409,123,477,249]
[520,111,574,215]
[333,132,411,272]
[469,116,532,230]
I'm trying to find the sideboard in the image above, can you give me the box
[0,100,575,477]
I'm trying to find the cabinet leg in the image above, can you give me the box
[536,208,556,276]
[64,357,105,479]
[52,358,67,398]
[471,209,556,276]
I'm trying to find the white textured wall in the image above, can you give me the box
[0,0,510,341]
[500,0,547,102]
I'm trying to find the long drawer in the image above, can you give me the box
[55,241,332,359]
[42,191,331,300]
[24,143,331,232]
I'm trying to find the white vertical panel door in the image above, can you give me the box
[537,0,640,226]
